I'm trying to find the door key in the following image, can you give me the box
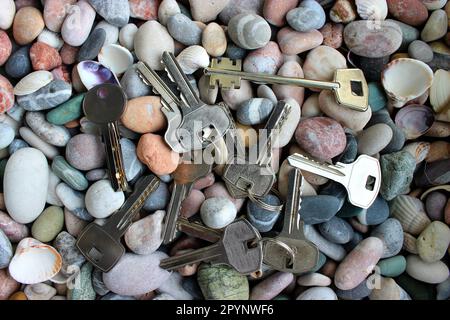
[83,84,130,192]
[76,175,160,272]
[287,154,381,209]
[205,58,369,111]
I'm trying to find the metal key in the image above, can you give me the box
[205,58,369,112]
[177,217,222,243]
[263,168,319,274]
[83,84,130,192]
[76,175,160,272]
[160,218,263,275]
[162,52,231,152]
[162,157,213,244]
[288,154,381,209]
[222,101,292,200]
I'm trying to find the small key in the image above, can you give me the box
[160,218,263,275]
[76,175,160,272]
[177,217,222,243]
[205,58,369,112]
[288,154,381,209]
[162,52,231,152]
[162,157,213,244]
[222,101,292,200]
[83,84,130,192]
[263,169,319,274]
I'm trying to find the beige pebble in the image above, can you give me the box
[13,7,45,45]
[277,27,323,55]
[357,124,393,155]
[198,74,218,105]
[301,94,321,118]
[297,273,332,287]
[416,221,450,263]
[202,22,227,57]
[273,61,305,106]
[303,46,347,83]
[121,96,167,134]
[369,277,409,300]
[406,254,449,284]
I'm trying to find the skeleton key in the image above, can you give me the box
[76,175,160,272]
[263,168,319,274]
[162,157,213,244]
[288,154,381,209]
[135,61,186,154]
[83,84,130,192]
[222,101,292,200]
[162,52,231,152]
[205,58,369,112]
[160,218,263,275]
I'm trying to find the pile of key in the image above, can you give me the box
[75,51,382,276]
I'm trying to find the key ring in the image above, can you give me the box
[260,237,295,266]
[247,189,284,213]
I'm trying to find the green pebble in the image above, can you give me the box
[46,94,85,125]
[51,156,89,191]
[68,262,96,300]
[197,264,249,300]
[380,151,416,201]
[31,206,64,242]
[377,255,407,278]
[395,274,436,300]
[368,82,387,112]
[337,201,366,218]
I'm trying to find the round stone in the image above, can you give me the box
[202,22,227,57]
[13,7,45,45]
[31,206,64,242]
[0,31,12,67]
[30,42,62,71]
[319,216,354,244]
[137,133,180,175]
[406,254,449,284]
[54,231,86,274]
[121,96,166,134]
[167,13,202,46]
[66,134,105,171]
[286,0,326,32]
[357,124,393,156]
[301,195,342,225]
[408,40,434,63]
[5,46,32,79]
[371,218,404,258]
[200,197,237,229]
[416,221,450,263]
[387,0,429,26]
[227,13,271,50]
[125,210,165,255]
[85,180,125,219]
[243,41,283,75]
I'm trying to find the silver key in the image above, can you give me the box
[287,154,381,209]
[160,218,263,275]
[177,217,222,243]
[162,52,231,152]
[263,168,319,274]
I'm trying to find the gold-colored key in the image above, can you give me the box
[205,58,369,112]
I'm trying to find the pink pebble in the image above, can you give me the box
[0,269,20,300]
[44,0,77,32]
[0,211,29,243]
[0,31,12,67]
[263,0,299,27]
[61,0,96,47]
[250,272,294,300]
[277,27,323,55]
[0,74,14,114]
[243,41,283,75]
[30,42,62,71]
[319,23,344,49]
[193,173,216,190]
[273,61,305,107]
[51,65,72,83]
[204,182,245,212]
[129,0,160,21]
[60,44,79,65]
[180,189,205,219]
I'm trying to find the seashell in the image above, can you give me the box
[403,232,419,254]
[382,58,434,108]
[355,0,388,20]
[402,142,431,164]
[98,44,134,76]
[13,71,54,96]
[24,283,57,300]
[425,120,450,138]
[77,61,120,91]
[420,185,450,201]
[394,104,435,139]
[8,238,62,285]
[389,195,431,236]
[430,69,450,114]
[176,45,210,75]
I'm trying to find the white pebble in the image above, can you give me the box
[85,180,125,219]
[200,197,237,229]
[119,23,138,51]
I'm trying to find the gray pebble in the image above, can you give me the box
[357,196,389,225]
[301,195,341,225]
[86,169,108,182]
[167,13,202,46]
[286,0,326,32]
[54,231,86,276]
[8,139,29,155]
[408,40,434,63]
[336,132,358,164]
[319,182,348,211]
[78,28,107,62]
[120,138,145,182]
[318,216,354,244]
[88,0,130,27]
[219,0,264,24]
[120,64,152,99]
[226,43,247,60]
[143,181,170,212]
[0,123,14,149]
[336,280,372,300]
[56,183,94,221]
[17,80,72,111]
[344,231,364,252]
[304,224,347,261]
[236,98,274,125]
[7,103,26,123]
[371,218,404,258]
[0,229,13,269]
[228,13,271,50]
[5,46,31,79]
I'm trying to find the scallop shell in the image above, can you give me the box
[395,104,435,139]
[389,195,431,236]
[8,238,62,285]
[430,69,450,114]
[98,44,134,76]
[355,0,388,20]
[77,61,120,90]
[402,232,419,254]
[13,71,54,96]
[402,142,431,164]
[420,185,450,200]
[382,58,434,108]
[176,45,210,75]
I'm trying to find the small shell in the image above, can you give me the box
[430,69,450,114]
[402,142,431,164]
[389,195,431,236]
[98,44,134,76]
[176,45,210,75]
[394,104,435,139]
[8,238,62,285]
[355,0,388,20]
[420,185,450,201]
[13,71,54,96]
[403,232,419,254]
[77,61,120,90]
[382,58,434,108]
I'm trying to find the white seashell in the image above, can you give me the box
[98,44,134,76]
[37,29,65,50]
[24,283,57,300]
[402,142,431,164]
[8,238,62,285]
[13,71,54,96]
[355,0,388,21]
[389,195,431,236]
[176,45,210,75]
[430,69,450,114]
[382,58,434,108]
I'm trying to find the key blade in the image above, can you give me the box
[162,183,190,244]
[282,168,304,235]
[160,243,223,270]
[333,69,369,112]
[205,58,243,90]
[177,218,222,243]
[287,153,346,181]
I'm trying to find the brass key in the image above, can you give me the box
[205,58,369,112]
[83,84,130,192]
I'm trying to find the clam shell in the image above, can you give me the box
[355,0,388,20]
[402,142,431,164]
[430,69,450,114]
[382,58,434,108]
[98,44,134,76]
[77,61,120,90]
[420,185,450,200]
[403,232,419,254]
[395,104,435,139]
[390,195,431,236]
[13,71,54,96]
[8,238,62,285]
[176,45,210,75]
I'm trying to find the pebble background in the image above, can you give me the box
[0,0,449,301]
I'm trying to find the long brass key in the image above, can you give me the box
[83,84,130,192]
[205,58,369,111]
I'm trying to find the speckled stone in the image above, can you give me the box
[167,13,202,46]
[0,75,14,114]
[371,218,404,258]
[236,98,274,126]
[227,13,271,50]
[301,195,342,225]
[319,216,354,244]
[246,194,281,232]
[88,0,130,27]
[68,262,96,300]
[54,231,86,275]
[0,229,12,268]
[65,134,105,171]
[17,80,72,111]
[197,264,249,300]
[286,0,326,32]
[137,133,180,176]
[380,151,416,201]
[25,112,71,147]
[416,221,450,263]
[250,272,294,300]
[29,42,62,71]
[377,255,407,277]
[52,156,89,191]
[387,0,429,26]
